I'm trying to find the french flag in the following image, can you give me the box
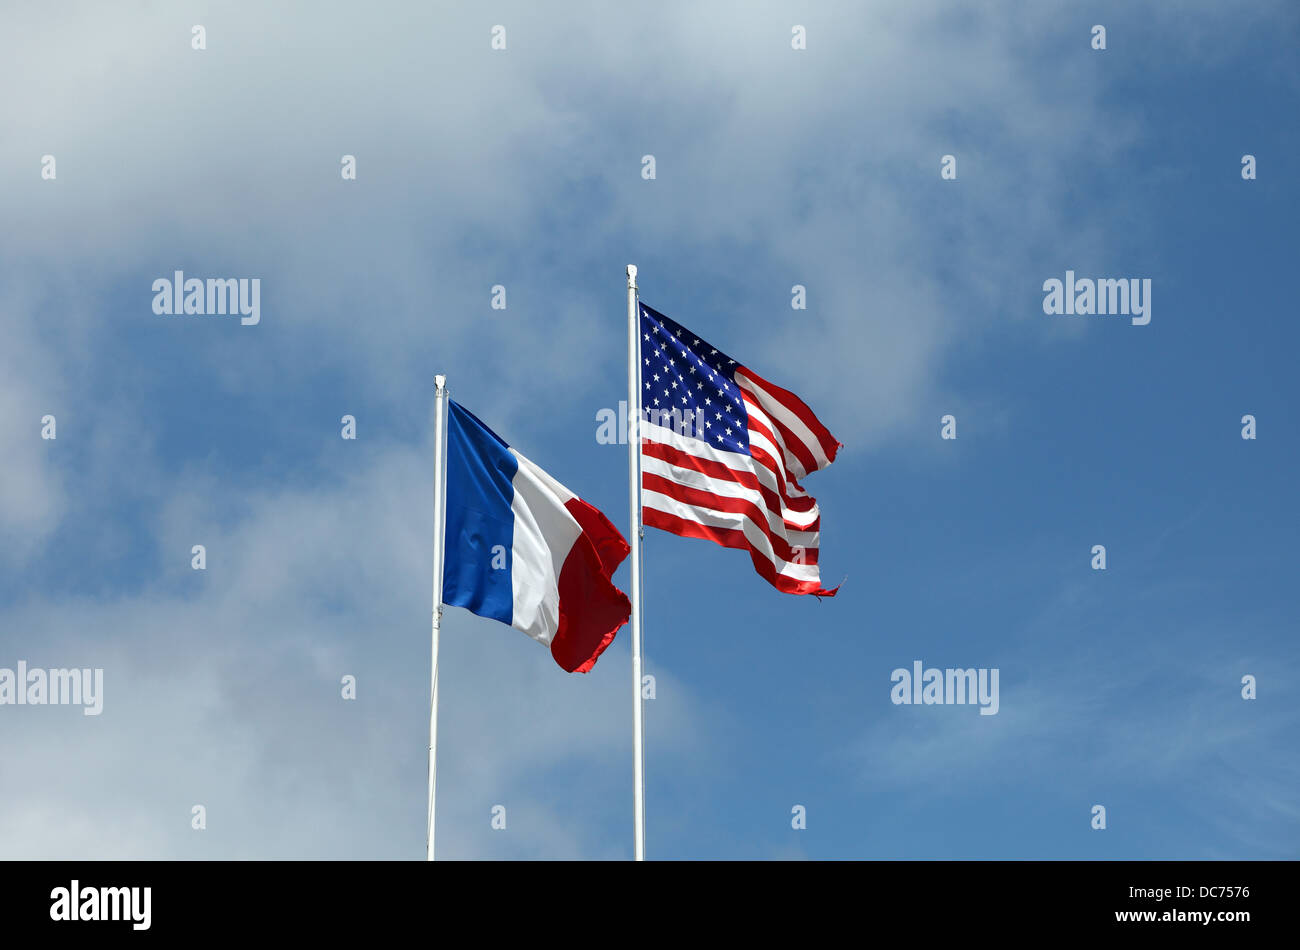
[442,400,632,673]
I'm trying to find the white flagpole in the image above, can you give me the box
[626,265,646,861]
[427,373,449,861]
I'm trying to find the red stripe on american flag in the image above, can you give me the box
[739,415,816,510]
[743,391,818,478]
[642,508,836,597]
[642,471,819,566]
[736,365,842,467]
[642,440,818,531]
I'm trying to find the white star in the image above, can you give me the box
[725,427,732,436]
[671,381,678,389]
[652,373,660,382]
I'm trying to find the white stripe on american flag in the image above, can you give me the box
[640,423,817,530]
[642,453,820,547]
[639,421,827,592]
[642,490,821,584]
[735,368,837,478]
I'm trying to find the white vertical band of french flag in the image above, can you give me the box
[441,400,631,673]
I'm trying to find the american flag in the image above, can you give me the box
[637,302,841,596]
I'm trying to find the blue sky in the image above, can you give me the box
[0,0,1296,859]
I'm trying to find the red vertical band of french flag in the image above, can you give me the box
[550,493,632,672]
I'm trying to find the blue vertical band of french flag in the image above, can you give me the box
[441,400,632,673]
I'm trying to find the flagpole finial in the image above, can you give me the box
[626,264,637,286]
[435,374,447,391]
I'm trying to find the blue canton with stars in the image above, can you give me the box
[639,302,751,455]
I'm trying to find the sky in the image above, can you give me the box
[0,0,1296,859]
